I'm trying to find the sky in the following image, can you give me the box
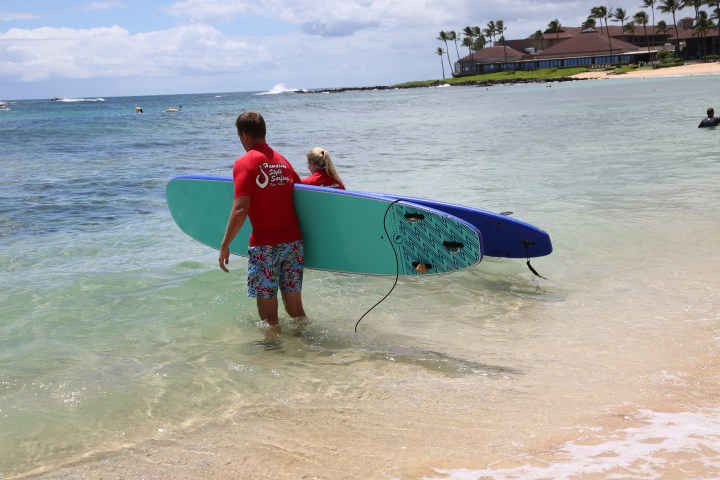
[0,0,691,99]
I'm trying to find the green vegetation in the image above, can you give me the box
[393,67,591,88]
[655,49,685,66]
[612,64,641,74]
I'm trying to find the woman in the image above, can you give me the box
[301,147,345,189]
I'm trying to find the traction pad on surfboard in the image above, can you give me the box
[385,203,482,275]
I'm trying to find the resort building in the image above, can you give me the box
[455,18,718,77]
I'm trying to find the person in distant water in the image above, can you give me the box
[135,106,143,114]
[301,147,346,189]
[218,111,306,336]
[698,107,720,128]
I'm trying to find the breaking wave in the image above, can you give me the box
[256,83,305,95]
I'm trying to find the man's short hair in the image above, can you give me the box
[236,111,266,139]
[708,107,714,117]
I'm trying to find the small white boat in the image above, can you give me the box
[0,102,10,111]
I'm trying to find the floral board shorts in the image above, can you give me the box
[247,240,304,299]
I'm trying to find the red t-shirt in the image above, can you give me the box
[233,143,302,246]
[301,171,346,190]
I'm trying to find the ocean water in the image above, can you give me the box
[1,77,719,479]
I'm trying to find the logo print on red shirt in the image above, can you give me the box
[256,164,269,188]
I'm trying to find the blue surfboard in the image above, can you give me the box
[373,193,552,259]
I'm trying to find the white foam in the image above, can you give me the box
[55,98,106,102]
[428,409,720,480]
[256,83,303,95]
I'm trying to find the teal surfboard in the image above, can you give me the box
[166,176,482,275]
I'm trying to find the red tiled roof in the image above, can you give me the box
[540,27,581,39]
[531,25,675,40]
[667,24,720,40]
[536,31,640,57]
[460,45,527,62]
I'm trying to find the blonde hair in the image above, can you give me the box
[306,147,343,185]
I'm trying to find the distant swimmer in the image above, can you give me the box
[135,106,143,114]
[165,105,182,113]
[698,107,720,128]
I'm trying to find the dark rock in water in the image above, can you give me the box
[299,85,397,94]
[298,77,584,94]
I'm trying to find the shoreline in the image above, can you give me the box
[301,62,720,94]
[301,77,581,94]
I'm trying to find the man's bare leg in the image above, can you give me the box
[281,291,305,318]
[281,291,308,332]
[257,298,280,338]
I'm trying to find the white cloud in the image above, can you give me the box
[78,2,127,11]
[0,24,267,82]
[0,12,40,21]
[162,0,462,34]
[158,0,683,40]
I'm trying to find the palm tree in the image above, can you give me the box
[685,0,704,20]
[547,19,562,41]
[709,2,720,55]
[472,35,487,52]
[495,20,510,71]
[624,21,636,43]
[582,17,597,30]
[462,25,475,55]
[591,6,606,35]
[484,21,497,45]
[612,8,629,40]
[641,0,656,46]
[686,0,713,57]
[655,19,668,53]
[692,10,714,59]
[436,47,446,79]
[532,29,545,51]
[448,30,461,63]
[658,0,683,54]
[437,31,454,75]
[462,35,474,57]
[591,6,614,60]
[633,11,654,66]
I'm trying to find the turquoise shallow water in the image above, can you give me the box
[1,78,720,478]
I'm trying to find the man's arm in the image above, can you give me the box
[219,196,250,272]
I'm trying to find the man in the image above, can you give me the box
[698,107,720,128]
[218,111,306,334]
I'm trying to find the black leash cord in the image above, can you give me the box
[355,200,401,332]
[524,242,548,280]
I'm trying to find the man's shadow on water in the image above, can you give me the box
[247,322,522,379]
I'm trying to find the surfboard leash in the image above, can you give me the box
[355,199,402,332]
[522,241,549,293]
[522,240,547,280]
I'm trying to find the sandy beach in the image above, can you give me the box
[572,61,720,79]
